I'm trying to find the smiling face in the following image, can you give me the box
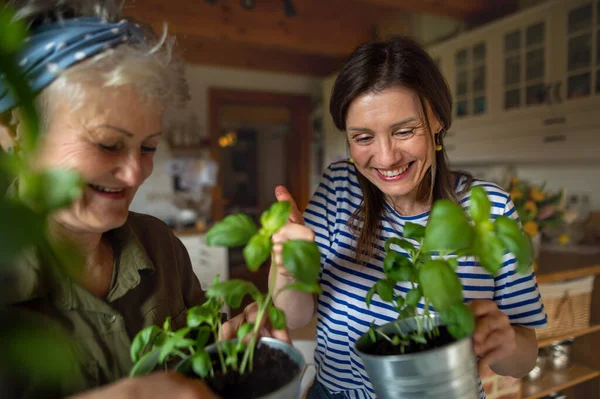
[33,84,164,233]
[346,86,442,210]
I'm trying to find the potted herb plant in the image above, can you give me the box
[354,187,532,399]
[129,201,322,399]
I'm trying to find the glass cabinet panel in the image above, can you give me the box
[526,84,546,105]
[505,89,521,109]
[568,3,593,34]
[473,66,486,92]
[526,22,545,46]
[456,70,468,96]
[505,56,521,85]
[454,42,486,118]
[505,30,521,52]
[568,34,593,71]
[568,73,591,98]
[526,48,545,80]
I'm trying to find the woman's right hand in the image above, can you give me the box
[271,185,315,277]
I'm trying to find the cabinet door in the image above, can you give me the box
[495,12,555,120]
[553,0,600,113]
[451,39,489,121]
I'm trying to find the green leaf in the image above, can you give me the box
[268,306,287,330]
[0,8,27,53]
[395,295,405,309]
[195,326,211,348]
[384,237,415,254]
[365,285,377,309]
[0,200,45,264]
[383,251,414,282]
[206,280,261,309]
[469,187,491,224]
[494,216,532,274]
[282,240,321,284]
[130,348,160,377]
[418,260,463,312]
[163,317,172,332]
[423,200,474,253]
[130,325,161,363]
[447,257,459,270]
[473,231,505,275]
[187,306,216,328]
[260,201,291,234]
[405,288,422,306]
[283,281,322,294]
[175,357,192,374]
[175,338,196,348]
[410,334,428,344]
[237,322,254,341]
[445,303,475,340]
[375,279,395,303]
[21,169,83,211]
[399,306,416,319]
[368,324,377,342]
[206,214,258,247]
[159,327,191,363]
[191,350,212,378]
[404,222,426,240]
[243,233,272,271]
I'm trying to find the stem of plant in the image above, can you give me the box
[239,292,272,374]
[212,325,226,374]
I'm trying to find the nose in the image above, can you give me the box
[376,137,397,167]
[115,153,146,187]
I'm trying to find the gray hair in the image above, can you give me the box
[8,0,190,128]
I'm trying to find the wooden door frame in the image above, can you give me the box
[208,88,312,222]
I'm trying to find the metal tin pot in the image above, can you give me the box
[355,316,479,399]
[525,348,548,381]
[548,339,573,370]
[205,337,306,399]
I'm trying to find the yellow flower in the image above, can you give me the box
[530,186,546,202]
[524,200,537,215]
[511,177,519,185]
[510,189,523,200]
[523,221,539,237]
[559,234,570,245]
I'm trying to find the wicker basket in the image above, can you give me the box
[537,275,595,340]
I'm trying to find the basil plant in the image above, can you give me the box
[365,187,532,348]
[130,201,322,378]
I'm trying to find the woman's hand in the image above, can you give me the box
[220,301,291,344]
[469,300,537,378]
[469,300,516,366]
[271,185,315,277]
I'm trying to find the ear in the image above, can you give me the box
[0,110,18,152]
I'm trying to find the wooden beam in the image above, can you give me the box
[175,35,346,76]
[351,0,487,18]
[123,0,383,57]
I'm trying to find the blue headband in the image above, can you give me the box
[0,17,146,113]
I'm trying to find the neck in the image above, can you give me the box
[387,187,431,217]
[48,220,108,271]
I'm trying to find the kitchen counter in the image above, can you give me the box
[537,246,600,284]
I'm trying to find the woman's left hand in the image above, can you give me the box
[468,300,517,368]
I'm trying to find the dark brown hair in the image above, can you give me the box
[329,36,471,262]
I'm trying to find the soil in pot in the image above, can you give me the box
[205,343,300,399]
[361,325,456,356]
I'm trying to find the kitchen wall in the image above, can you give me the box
[130,64,322,218]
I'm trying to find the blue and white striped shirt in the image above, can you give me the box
[303,161,548,399]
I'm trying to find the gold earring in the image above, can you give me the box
[435,133,443,151]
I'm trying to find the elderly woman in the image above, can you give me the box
[0,1,227,398]
[230,37,548,399]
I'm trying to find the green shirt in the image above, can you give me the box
[6,212,205,397]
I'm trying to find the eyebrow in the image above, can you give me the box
[347,117,418,133]
[97,124,162,139]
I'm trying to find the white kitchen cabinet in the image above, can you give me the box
[428,0,600,165]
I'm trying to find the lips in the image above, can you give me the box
[374,161,414,181]
[88,184,126,199]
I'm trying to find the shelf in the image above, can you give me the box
[538,324,600,348]
[536,264,600,285]
[522,363,600,399]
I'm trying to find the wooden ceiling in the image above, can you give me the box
[123,0,515,76]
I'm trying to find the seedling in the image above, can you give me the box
[365,186,532,349]
[130,201,322,378]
